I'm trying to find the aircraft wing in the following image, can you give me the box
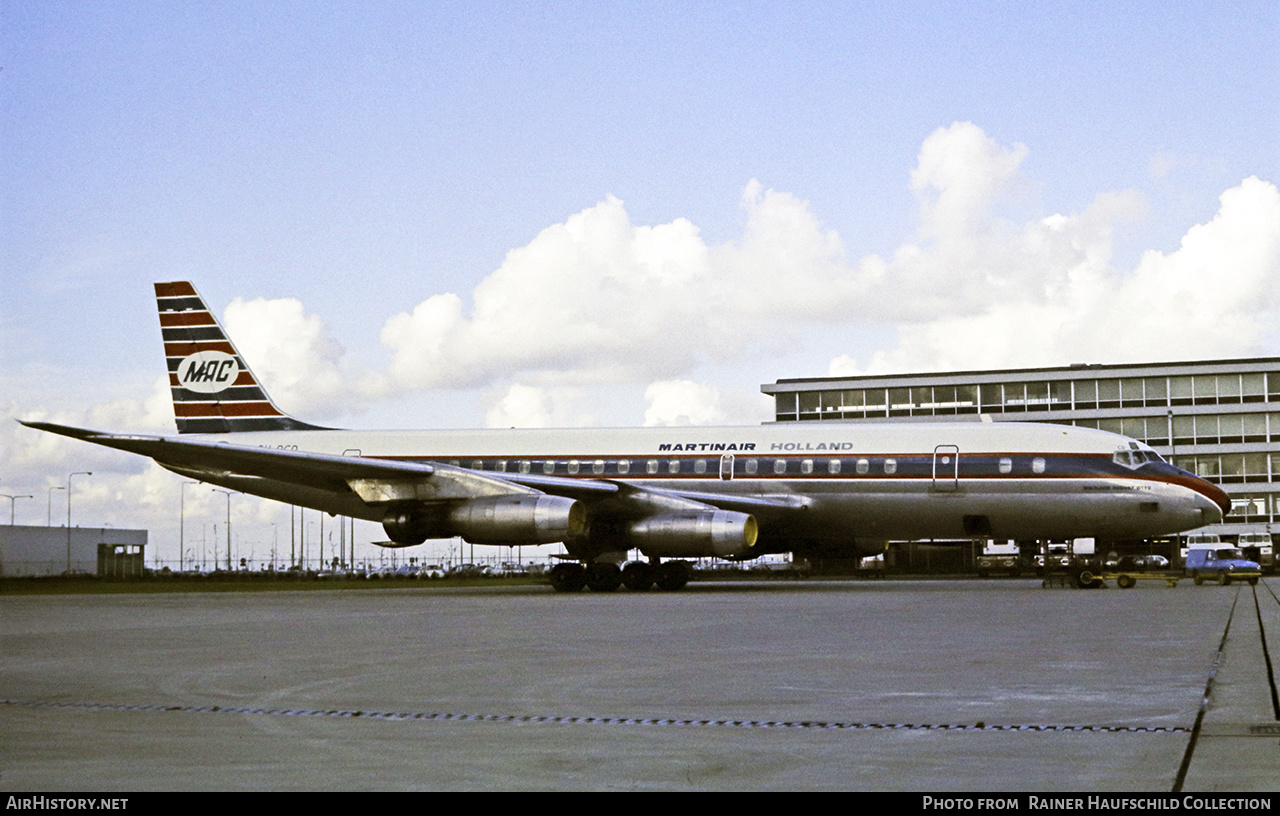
[21,421,787,556]
[18,421,624,502]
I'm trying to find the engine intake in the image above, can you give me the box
[381,505,444,547]
[628,510,758,559]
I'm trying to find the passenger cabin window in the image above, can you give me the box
[471,460,483,470]
[567,460,580,474]
[828,459,841,475]
[801,459,813,474]
[593,460,605,474]
[542,461,555,475]
[496,460,508,472]
[668,459,680,474]
[773,459,787,475]
[998,457,1013,474]
[884,459,897,474]
[519,460,531,474]
[647,460,659,474]
[617,460,630,474]
[694,459,707,475]
[745,459,759,475]
[856,458,870,474]
[1032,457,1046,474]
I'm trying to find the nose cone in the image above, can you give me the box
[1161,461,1231,524]
[1190,476,1231,524]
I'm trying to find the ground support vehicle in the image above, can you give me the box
[1185,546,1262,586]
[1104,570,1181,589]
[1236,532,1274,574]
[976,553,1020,578]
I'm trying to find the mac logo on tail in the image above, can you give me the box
[178,351,240,393]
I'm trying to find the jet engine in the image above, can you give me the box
[448,495,585,545]
[381,495,584,547]
[628,510,758,559]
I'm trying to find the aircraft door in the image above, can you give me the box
[932,445,959,492]
[720,454,734,481]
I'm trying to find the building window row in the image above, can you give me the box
[776,371,1279,420]
[1170,454,1278,484]
[1226,495,1273,523]
[1073,413,1279,447]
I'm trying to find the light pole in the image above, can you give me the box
[66,472,92,574]
[212,489,235,572]
[47,486,64,526]
[180,481,199,572]
[0,494,32,524]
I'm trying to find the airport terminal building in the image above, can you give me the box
[763,357,1280,544]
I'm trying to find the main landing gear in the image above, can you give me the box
[547,560,692,593]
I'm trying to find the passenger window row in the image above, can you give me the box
[441,456,1056,477]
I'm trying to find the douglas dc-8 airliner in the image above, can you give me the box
[22,282,1229,591]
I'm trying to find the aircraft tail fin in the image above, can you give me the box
[155,281,330,434]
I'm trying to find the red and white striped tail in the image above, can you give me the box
[155,281,328,434]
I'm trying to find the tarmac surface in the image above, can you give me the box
[1,577,1277,791]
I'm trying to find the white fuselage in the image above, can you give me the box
[181,420,1227,553]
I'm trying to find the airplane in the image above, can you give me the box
[22,281,1230,592]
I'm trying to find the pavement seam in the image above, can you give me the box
[0,698,1191,734]
[1253,582,1280,719]
[1173,587,1239,792]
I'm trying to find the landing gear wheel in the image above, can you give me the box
[585,563,622,592]
[654,561,692,591]
[1117,574,1136,589]
[548,563,587,592]
[621,561,654,591]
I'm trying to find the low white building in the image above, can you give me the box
[0,525,147,577]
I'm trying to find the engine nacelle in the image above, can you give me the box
[628,510,758,559]
[448,495,585,545]
[381,505,445,547]
[381,495,584,547]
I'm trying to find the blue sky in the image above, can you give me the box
[2,1,1278,563]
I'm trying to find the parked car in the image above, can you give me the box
[447,563,490,578]
[1115,555,1169,572]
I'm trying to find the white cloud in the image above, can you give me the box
[643,380,726,427]
[853,175,1280,374]
[235,122,1280,420]
[380,197,718,391]
[222,296,353,418]
[484,384,563,429]
[376,181,886,398]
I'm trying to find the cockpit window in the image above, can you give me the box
[1114,447,1162,469]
